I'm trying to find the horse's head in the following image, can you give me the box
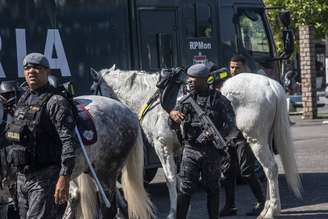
[89,65,120,100]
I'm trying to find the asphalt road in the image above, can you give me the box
[146,114,328,219]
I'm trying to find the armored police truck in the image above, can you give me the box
[0,0,293,182]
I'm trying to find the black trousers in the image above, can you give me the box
[177,144,221,219]
[16,166,65,219]
[178,144,221,195]
[221,140,256,181]
[220,139,264,208]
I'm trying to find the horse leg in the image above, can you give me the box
[74,173,102,219]
[63,179,79,219]
[154,138,177,219]
[249,140,280,219]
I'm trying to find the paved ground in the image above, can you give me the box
[146,114,328,218]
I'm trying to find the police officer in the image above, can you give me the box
[219,56,265,216]
[0,80,21,219]
[229,55,249,76]
[169,64,237,219]
[0,80,19,116]
[5,53,77,219]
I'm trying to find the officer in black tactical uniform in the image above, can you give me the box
[0,80,20,219]
[169,64,237,219]
[5,53,77,219]
[0,80,19,116]
[218,56,265,216]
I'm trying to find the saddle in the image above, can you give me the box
[157,67,186,113]
[47,77,97,146]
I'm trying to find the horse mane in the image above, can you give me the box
[99,68,160,112]
[101,68,158,91]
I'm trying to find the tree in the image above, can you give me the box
[264,0,328,52]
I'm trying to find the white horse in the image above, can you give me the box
[95,67,301,219]
[220,73,301,218]
[95,67,180,219]
[0,95,154,219]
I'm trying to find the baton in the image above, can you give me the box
[74,127,111,208]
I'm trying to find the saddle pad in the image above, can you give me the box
[74,99,97,145]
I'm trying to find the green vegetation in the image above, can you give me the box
[264,0,328,52]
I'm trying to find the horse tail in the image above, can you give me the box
[269,79,302,198]
[121,124,154,219]
[76,173,99,219]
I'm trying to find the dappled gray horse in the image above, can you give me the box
[97,67,301,219]
[95,66,180,219]
[0,95,153,219]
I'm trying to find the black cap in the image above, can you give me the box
[23,53,50,68]
[187,64,209,78]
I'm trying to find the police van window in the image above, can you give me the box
[183,4,196,37]
[183,3,213,38]
[238,10,270,54]
[197,4,212,37]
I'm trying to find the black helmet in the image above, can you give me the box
[0,81,18,94]
[0,81,19,110]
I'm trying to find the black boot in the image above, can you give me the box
[100,190,117,219]
[246,202,264,216]
[176,193,191,219]
[116,188,128,218]
[245,174,265,216]
[207,193,219,219]
[219,181,237,216]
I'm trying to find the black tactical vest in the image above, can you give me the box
[6,86,62,169]
[181,90,219,145]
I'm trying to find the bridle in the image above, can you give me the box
[0,99,10,136]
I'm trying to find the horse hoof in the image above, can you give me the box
[167,212,175,219]
[261,206,281,219]
[258,204,270,218]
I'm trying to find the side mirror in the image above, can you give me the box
[279,10,291,28]
[282,29,294,58]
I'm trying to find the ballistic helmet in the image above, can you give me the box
[0,81,17,94]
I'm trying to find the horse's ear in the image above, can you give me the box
[90,68,100,82]
[109,64,116,71]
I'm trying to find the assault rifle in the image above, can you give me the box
[178,93,227,150]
